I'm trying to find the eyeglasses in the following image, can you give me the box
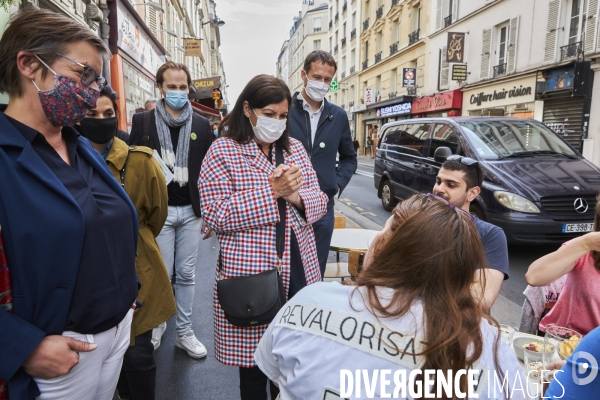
[425,193,475,222]
[446,155,481,185]
[54,52,106,90]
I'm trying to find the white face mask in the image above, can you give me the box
[251,109,287,144]
[304,78,330,102]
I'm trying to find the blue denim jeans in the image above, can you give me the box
[155,205,201,336]
[312,207,335,279]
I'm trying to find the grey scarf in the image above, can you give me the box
[154,99,193,186]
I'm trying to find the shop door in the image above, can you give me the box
[542,97,585,152]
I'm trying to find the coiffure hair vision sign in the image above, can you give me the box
[377,102,412,118]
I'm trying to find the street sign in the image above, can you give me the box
[330,80,339,92]
[452,64,468,81]
[402,68,416,87]
[446,32,465,63]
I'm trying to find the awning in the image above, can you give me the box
[191,101,221,122]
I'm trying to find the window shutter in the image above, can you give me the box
[507,16,519,73]
[440,46,449,89]
[544,0,561,63]
[586,0,598,53]
[452,0,459,23]
[480,28,492,79]
[435,0,442,30]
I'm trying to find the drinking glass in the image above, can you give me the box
[499,324,516,345]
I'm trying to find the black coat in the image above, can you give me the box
[129,109,212,217]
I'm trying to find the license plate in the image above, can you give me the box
[562,223,594,233]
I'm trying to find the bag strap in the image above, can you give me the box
[218,144,286,275]
[274,144,286,270]
[142,111,151,147]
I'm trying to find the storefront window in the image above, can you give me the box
[123,61,160,131]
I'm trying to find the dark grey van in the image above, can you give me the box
[373,117,600,244]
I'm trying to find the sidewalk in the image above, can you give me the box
[334,199,521,328]
[356,154,375,169]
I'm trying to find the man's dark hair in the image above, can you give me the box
[441,159,483,190]
[303,50,337,73]
[100,85,119,115]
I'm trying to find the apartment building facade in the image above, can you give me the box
[285,3,329,94]
[351,0,430,154]
[427,0,600,162]
[326,0,362,139]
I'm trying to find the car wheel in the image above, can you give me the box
[470,204,486,221]
[381,180,397,211]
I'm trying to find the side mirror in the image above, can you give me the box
[434,147,452,163]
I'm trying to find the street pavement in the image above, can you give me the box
[113,154,557,399]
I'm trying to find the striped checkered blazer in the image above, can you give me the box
[198,137,328,367]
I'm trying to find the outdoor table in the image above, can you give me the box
[329,228,380,253]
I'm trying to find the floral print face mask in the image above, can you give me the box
[32,55,100,127]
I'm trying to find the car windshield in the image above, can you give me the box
[457,120,578,160]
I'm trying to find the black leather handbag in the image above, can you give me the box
[216,146,287,327]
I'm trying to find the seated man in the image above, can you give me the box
[432,156,509,311]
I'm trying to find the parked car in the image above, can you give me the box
[373,117,600,244]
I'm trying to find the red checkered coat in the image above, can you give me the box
[199,137,328,367]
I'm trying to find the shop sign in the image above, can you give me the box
[412,89,463,114]
[116,1,163,75]
[402,68,416,87]
[192,76,222,99]
[365,87,376,105]
[446,32,465,63]
[462,75,536,111]
[452,64,467,81]
[376,102,412,118]
[351,104,367,112]
[184,39,202,58]
[544,65,574,91]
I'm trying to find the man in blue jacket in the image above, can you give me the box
[289,50,357,278]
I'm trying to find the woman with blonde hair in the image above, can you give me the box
[256,194,527,399]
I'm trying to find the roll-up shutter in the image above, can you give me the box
[542,97,585,151]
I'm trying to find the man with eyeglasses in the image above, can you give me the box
[432,155,509,312]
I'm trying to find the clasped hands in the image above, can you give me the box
[271,164,304,209]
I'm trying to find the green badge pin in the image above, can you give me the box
[319,142,325,148]
[190,132,197,140]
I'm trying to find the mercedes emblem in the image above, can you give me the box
[574,198,589,214]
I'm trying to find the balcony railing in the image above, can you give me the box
[409,29,420,45]
[341,71,346,79]
[362,60,368,70]
[350,65,355,74]
[388,92,397,99]
[390,41,398,55]
[314,27,321,33]
[334,45,339,53]
[350,28,356,39]
[363,19,369,31]
[392,0,399,6]
[335,12,339,21]
[341,37,346,47]
[342,2,347,12]
[407,87,417,96]
[560,41,583,61]
[375,51,382,63]
[444,14,452,28]
[376,6,383,20]
[349,101,355,107]
[493,63,507,77]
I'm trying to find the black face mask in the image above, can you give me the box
[79,117,118,144]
